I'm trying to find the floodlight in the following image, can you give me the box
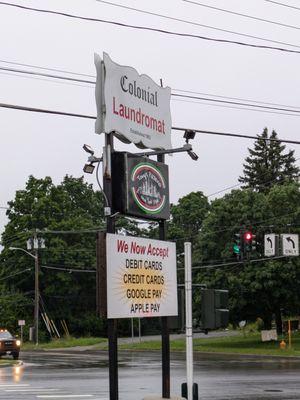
[83,144,95,156]
[83,163,95,174]
[187,150,199,161]
[184,130,196,143]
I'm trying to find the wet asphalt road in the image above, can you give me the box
[1,350,300,399]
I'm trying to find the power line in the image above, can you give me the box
[0,70,94,89]
[96,0,300,46]
[0,268,31,281]
[0,59,95,78]
[172,93,300,115]
[40,228,104,234]
[172,89,300,111]
[264,0,300,12]
[2,101,300,145]
[172,126,300,145]
[0,66,94,85]
[183,0,300,31]
[1,59,300,113]
[207,160,300,198]
[0,1,300,54]
[2,64,300,116]
[41,265,96,273]
[172,98,300,118]
[0,102,95,120]
[184,255,291,271]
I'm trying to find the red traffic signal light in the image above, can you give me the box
[244,231,253,242]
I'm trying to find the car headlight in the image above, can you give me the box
[16,340,21,347]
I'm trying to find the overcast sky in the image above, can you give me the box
[1,0,300,240]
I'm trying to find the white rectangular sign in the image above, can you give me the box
[264,234,276,257]
[18,320,25,326]
[95,53,172,150]
[106,233,178,319]
[281,234,299,256]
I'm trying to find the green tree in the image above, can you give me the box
[0,174,144,338]
[168,191,209,250]
[239,128,299,192]
[0,175,105,337]
[194,183,300,332]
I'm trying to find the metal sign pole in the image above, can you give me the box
[103,132,118,400]
[158,153,170,399]
[184,242,193,400]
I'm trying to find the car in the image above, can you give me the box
[0,330,21,360]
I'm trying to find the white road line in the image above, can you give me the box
[37,396,94,399]
[0,384,30,387]
[5,388,61,392]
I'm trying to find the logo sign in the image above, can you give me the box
[106,234,178,319]
[94,52,172,150]
[281,234,299,256]
[18,320,25,326]
[112,152,170,220]
[264,234,276,257]
[131,162,166,215]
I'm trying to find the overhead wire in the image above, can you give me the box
[182,0,300,31]
[172,93,300,115]
[186,255,292,271]
[3,100,300,135]
[264,0,300,12]
[172,88,300,110]
[207,159,300,198]
[0,268,32,281]
[171,98,300,118]
[1,59,300,112]
[0,59,95,78]
[0,1,300,54]
[41,265,96,273]
[0,70,95,89]
[2,64,300,116]
[94,0,300,49]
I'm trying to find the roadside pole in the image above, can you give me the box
[158,152,170,399]
[34,250,39,345]
[184,242,193,400]
[34,232,39,346]
[103,132,118,400]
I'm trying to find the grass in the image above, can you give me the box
[22,336,107,350]
[20,331,300,357]
[119,332,300,357]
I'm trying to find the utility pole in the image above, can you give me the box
[27,234,45,346]
[34,240,39,346]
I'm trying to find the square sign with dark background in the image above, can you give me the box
[112,152,170,220]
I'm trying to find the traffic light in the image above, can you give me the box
[233,232,243,260]
[201,289,229,331]
[243,230,256,256]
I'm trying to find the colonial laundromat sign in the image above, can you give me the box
[94,52,172,150]
[106,233,177,319]
[112,152,170,220]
